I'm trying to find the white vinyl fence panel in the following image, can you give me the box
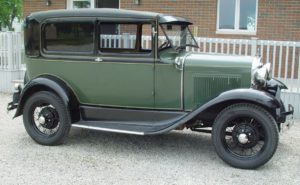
[0,32,25,93]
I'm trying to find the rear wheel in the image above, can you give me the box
[23,91,71,145]
[212,103,278,169]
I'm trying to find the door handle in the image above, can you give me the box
[174,57,183,71]
[95,57,103,62]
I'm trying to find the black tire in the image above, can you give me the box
[212,103,279,169]
[23,91,71,145]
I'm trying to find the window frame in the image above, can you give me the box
[67,0,95,9]
[97,19,155,58]
[216,0,258,35]
[40,17,96,57]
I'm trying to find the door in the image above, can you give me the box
[154,27,182,110]
[94,21,155,108]
[154,59,182,110]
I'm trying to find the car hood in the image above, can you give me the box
[184,53,253,68]
[182,52,253,110]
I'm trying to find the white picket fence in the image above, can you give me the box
[1,31,300,117]
[0,32,25,93]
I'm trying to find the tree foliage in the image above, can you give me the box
[0,0,22,31]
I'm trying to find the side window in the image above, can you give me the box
[43,22,94,54]
[141,24,152,51]
[25,19,40,57]
[99,22,152,54]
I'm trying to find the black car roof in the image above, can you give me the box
[28,8,192,24]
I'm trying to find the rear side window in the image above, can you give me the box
[25,19,40,57]
[43,22,94,53]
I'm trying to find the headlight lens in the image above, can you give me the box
[251,57,271,87]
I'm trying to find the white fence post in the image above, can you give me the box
[251,37,258,56]
[7,32,13,70]
[123,33,130,48]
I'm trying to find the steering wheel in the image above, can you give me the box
[175,46,185,51]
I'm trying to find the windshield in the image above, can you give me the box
[159,24,198,50]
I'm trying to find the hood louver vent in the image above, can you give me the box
[193,74,241,105]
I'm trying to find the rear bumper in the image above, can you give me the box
[7,85,22,113]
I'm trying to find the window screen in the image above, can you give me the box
[44,22,94,53]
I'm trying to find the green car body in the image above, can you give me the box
[7,9,294,169]
[25,51,252,110]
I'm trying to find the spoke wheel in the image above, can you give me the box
[212,103,278,169]
[23,91,71,145]
[223,117,265,158]
[33,105,60,136]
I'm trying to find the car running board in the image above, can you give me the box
[72,118,185,135]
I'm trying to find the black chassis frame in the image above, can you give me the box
[7,75,293,135]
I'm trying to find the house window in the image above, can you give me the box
[67,0,95,9]
[217,0,258,35]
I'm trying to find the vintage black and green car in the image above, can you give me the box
[7,9,294,169]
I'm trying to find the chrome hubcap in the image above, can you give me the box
[238,133,249,144]
[38,116,46,125]
[33,105,60,135]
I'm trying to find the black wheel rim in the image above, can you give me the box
[30,101,60,136]
[221,117,267,158]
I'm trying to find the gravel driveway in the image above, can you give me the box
[0,93,299,185]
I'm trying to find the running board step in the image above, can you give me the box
[72,120,174,135]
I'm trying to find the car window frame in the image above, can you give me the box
[40,17,97,58]
[97,18,155,59]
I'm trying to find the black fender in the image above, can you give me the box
[148,88,281,135]
[194,88,281,119]
[14,75,80,123]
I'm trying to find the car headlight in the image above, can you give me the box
[251,57,271,87]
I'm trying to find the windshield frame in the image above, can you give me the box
[159,23,199,50]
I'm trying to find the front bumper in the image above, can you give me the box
[280,104,294,133]
[265,78,294,132]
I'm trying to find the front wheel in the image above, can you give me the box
[212,103,279,169]
[23,91,71,145]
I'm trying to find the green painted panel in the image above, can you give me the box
[25,57,154,108]
[184,53,252,110]
[154,64,181,109]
